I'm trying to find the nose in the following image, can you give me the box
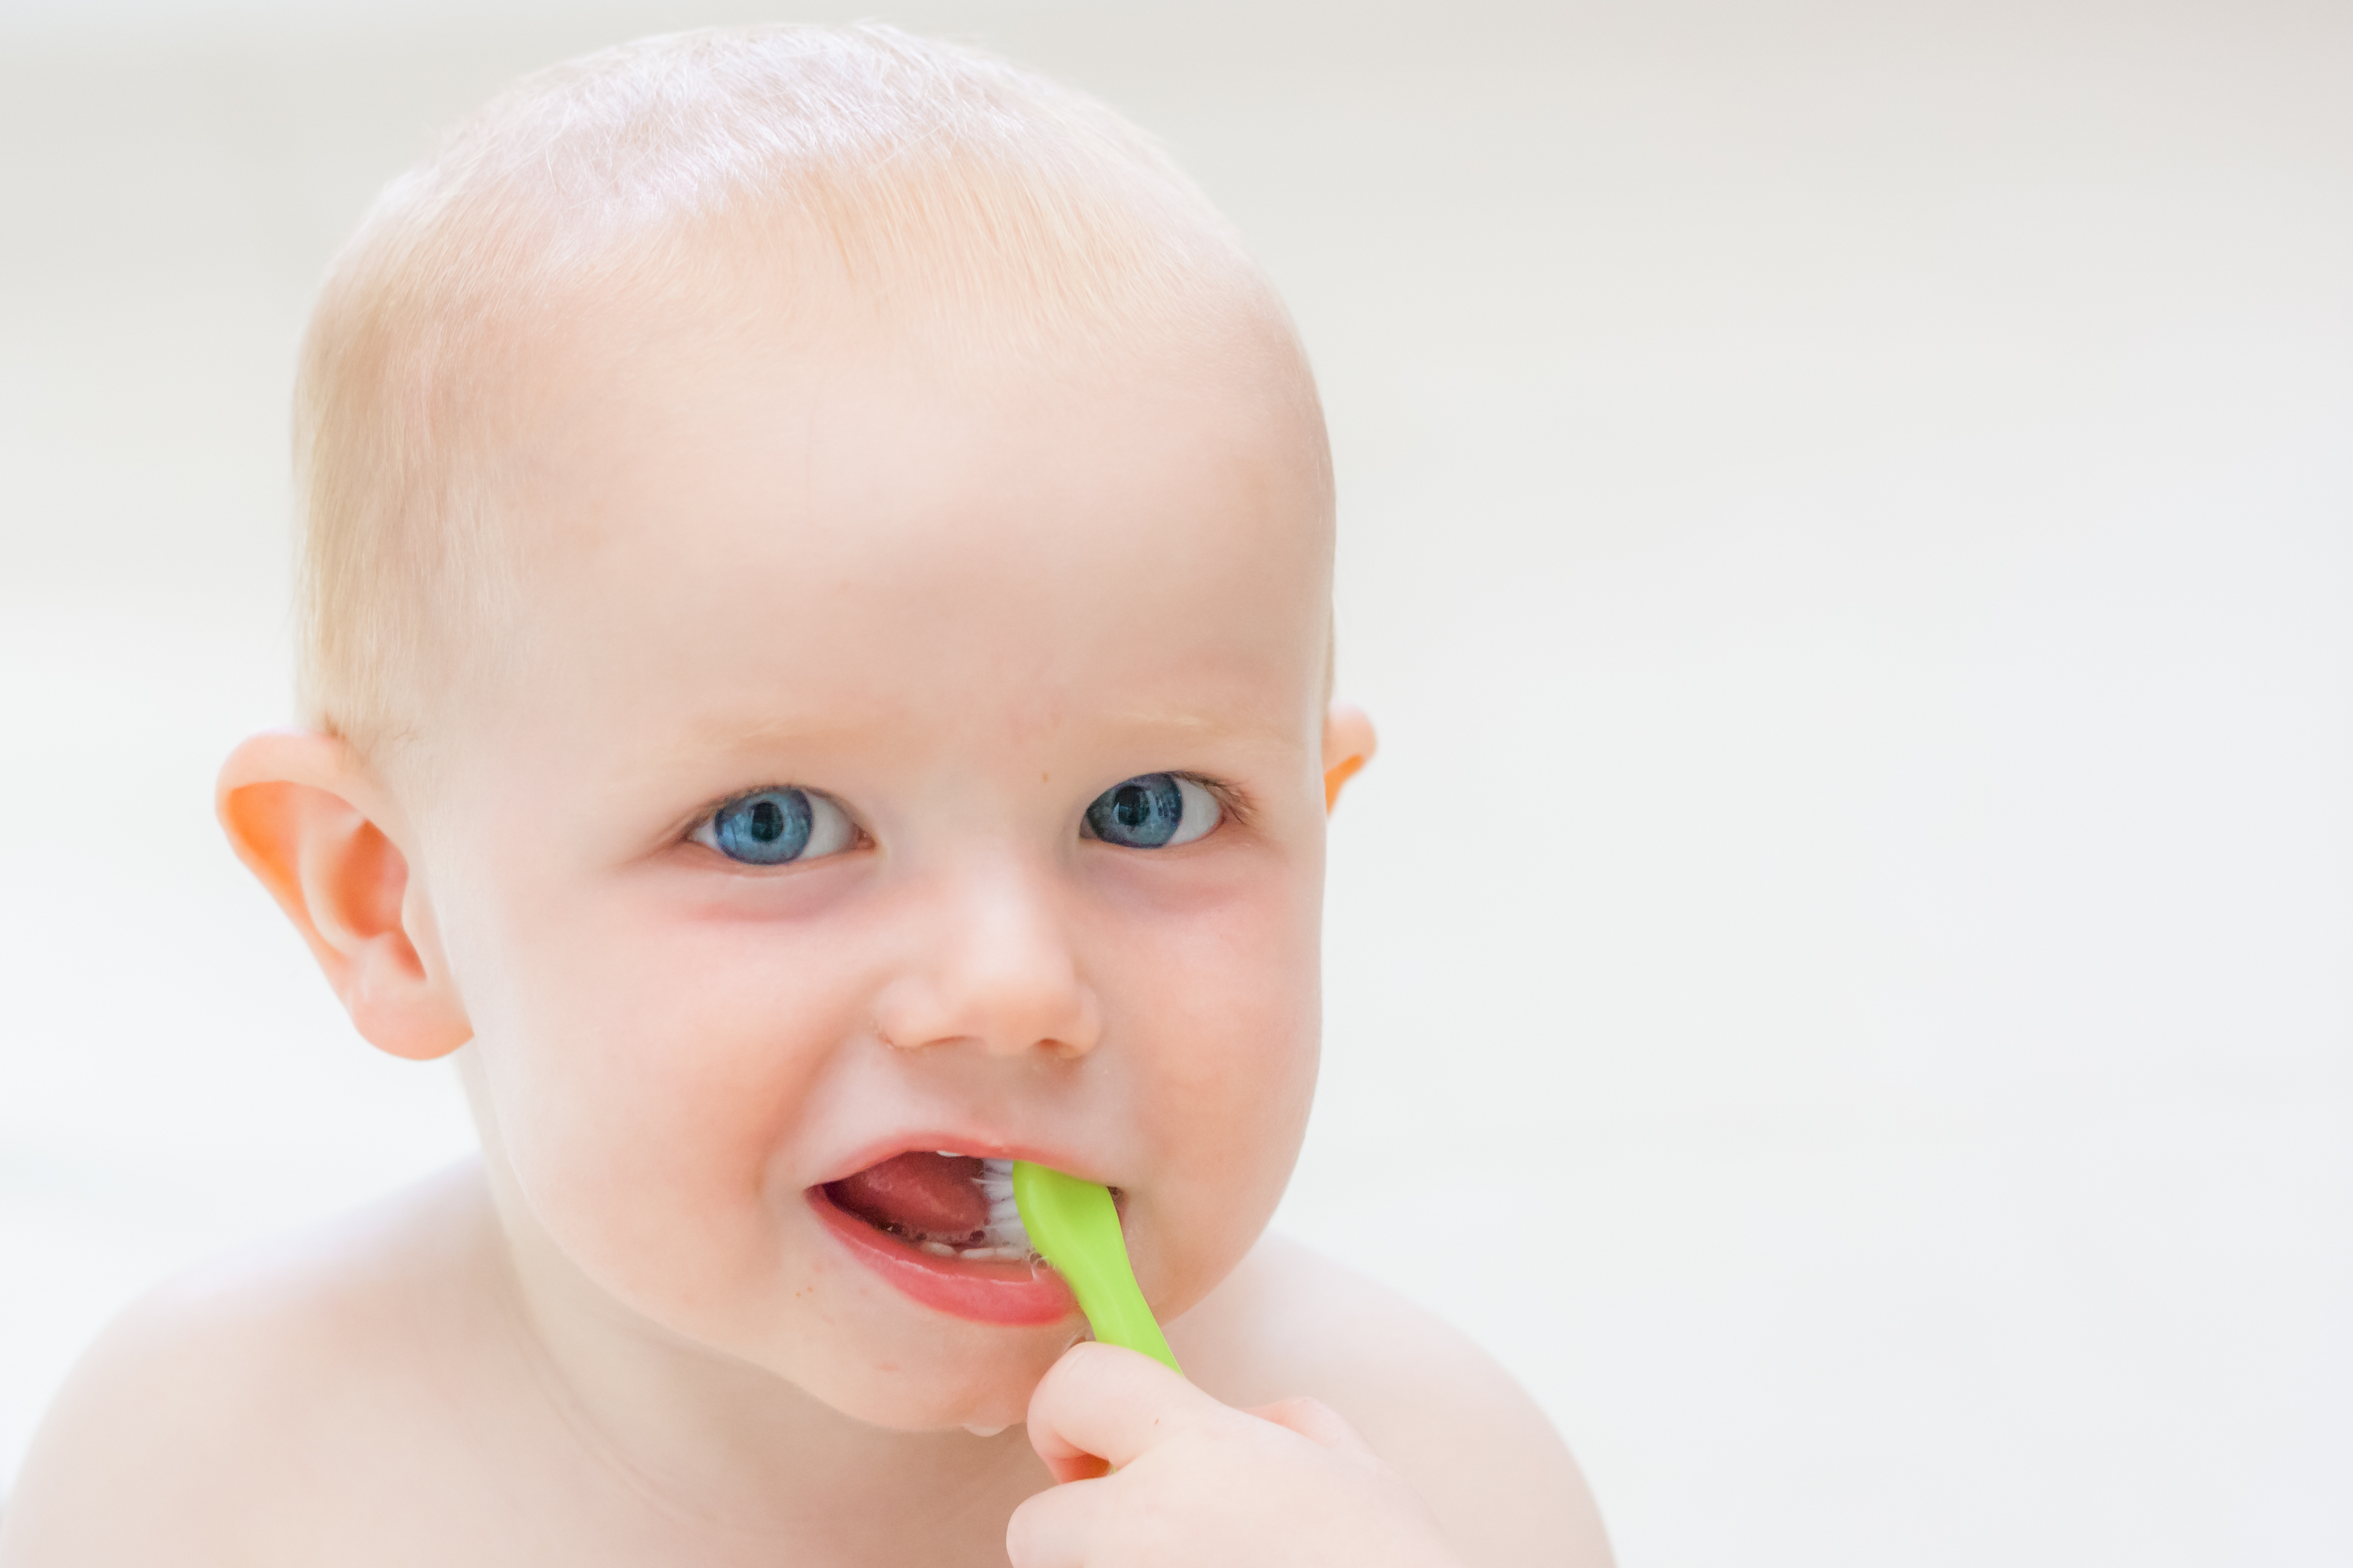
[870,852,1103,1060]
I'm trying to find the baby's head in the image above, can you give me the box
[226,24,1372,1433]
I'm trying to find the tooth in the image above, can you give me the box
[920,1241,957,1257]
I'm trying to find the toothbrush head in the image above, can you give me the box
[1010,1161,1182,1375]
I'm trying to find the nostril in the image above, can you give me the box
[869,926,1101,1057]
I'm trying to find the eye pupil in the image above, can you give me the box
[712,788,814,864]
[1086,773,1190,848]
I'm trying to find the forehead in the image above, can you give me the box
[479,294,1332,765]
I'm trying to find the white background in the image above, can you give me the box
[2,1,2347,1563]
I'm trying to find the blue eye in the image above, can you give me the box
[693,787,859,866]
[1084,774,1223,849]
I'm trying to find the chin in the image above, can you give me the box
[783,1323,1077,1433]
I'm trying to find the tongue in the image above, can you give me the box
[826,1152,993,1241]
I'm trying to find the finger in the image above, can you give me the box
[1040,1448,1112,1487]
[1246,1394,1379,1460]
[1005,1472,1114,1568]
[1026,1340,1227,1475]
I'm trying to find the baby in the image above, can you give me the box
[1,25,1609,1568]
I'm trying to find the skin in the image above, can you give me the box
[0,269,1612,1568]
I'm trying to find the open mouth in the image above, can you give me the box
[809,1151,1078,1326]
[827,1153,1036,1262]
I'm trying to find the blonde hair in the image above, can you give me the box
[294,23,1300,760]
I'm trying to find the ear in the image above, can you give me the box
[216,730,471,1062]
[1322,700,1377,812]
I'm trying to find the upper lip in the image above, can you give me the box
[809,1130,1118,1191]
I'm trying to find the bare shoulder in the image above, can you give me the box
[0,1162,503,1568]
[1173,1234,1614,1568]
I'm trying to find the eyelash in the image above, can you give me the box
[1169,773,1250,829]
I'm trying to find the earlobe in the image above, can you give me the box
[216,731,471,1062]
[1321,700,1377,813]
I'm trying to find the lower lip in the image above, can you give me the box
[807,1187,1077,1326]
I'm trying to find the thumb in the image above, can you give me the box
[1026,1341,1225,1482]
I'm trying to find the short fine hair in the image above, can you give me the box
[294,22,1299,759]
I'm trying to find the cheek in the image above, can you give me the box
[449,870,862,1317]
[1107,852,1324,1303]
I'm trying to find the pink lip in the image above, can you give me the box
[808,1184,1077,1327]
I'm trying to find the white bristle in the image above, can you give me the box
[972,1160,1029,1251]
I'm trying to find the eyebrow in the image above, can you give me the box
[673,696,1303,754]
[674,711,877,755]
[1086,707,1297,746]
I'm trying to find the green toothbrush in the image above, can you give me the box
[1010,1161,1181,1375]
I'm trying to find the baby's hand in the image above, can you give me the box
[1008,1342,1463,1568]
